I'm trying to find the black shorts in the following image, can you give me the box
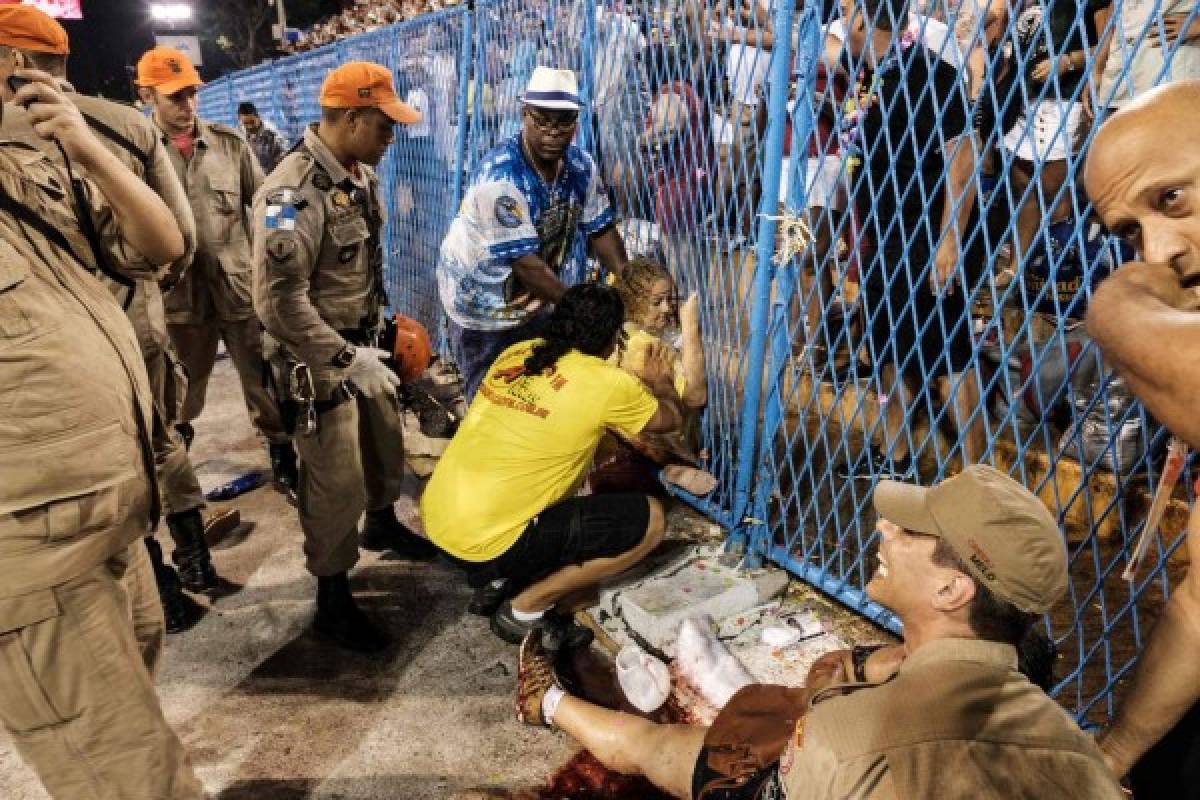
[466,493,650,589]
[691,747,785,800]
[860,245,975,381]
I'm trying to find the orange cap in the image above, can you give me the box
[135,46,203,96]
[0,5,69,55]
[319,61,420,125]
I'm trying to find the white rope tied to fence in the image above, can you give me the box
[760,211,812,265]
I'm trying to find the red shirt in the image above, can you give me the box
[169,130,196,161]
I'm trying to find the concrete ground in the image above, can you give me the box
[0,355,582,799]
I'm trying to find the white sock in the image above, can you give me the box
[511,606,546,623]
[542,686,565,726]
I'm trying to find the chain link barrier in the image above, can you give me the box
[199,0,1200,723]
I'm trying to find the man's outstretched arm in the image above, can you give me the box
[589,225,629,281]
[1087,262,1200,448]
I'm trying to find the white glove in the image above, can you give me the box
[344,346,401,398]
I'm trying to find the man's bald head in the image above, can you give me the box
[1085,80,1200,284]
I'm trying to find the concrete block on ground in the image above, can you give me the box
[590,544,789,655]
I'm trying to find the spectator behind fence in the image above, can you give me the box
[1088,0,1200,117]
[396,58,443,246]
[1083,81,1200,794]
[513,466,1124,800]
[437,66,629,402]
[999,0,1107,274]
[590,257,717,497]
[1005,209,1131,440]
[833,0,986,480]
[593,0,647,198]
[238,101,288,175]
[639,42,714,281]
[420,284,683,648]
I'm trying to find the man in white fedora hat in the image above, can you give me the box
[437,65,630,404]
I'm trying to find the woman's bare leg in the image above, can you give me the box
[553,696,709,800]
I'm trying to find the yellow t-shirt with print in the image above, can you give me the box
[420,339,659,562]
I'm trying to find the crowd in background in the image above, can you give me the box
[245,0,1200,480]
[290,0,463,52]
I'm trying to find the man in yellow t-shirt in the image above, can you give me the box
[421,284,682,649]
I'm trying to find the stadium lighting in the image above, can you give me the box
[150,3,193,22]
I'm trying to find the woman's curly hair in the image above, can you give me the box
[614,256,673,328]
[523,283,625,375]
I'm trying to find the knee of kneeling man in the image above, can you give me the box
[642,497,666,546]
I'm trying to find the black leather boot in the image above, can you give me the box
[314,572,391,653]
[145,537,203,633]
[268,441,299,503]
[167,509,220,592]
[360,506,438,561]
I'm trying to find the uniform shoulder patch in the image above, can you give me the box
[263,187,304,231]
[494,195,524,228]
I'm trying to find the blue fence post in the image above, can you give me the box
[745,4,817,566]
[577,0,597,155]
[451,1,476,207]
[726,0,797,559]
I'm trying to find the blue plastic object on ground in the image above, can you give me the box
[205,471,268,502]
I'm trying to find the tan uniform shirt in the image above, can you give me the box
[0,84,197,355]
[780,638,1125,799]
[0,140,157,597]
[252,125,387,383]
[159,117,262,323]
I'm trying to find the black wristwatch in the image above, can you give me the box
[333,343,357,368]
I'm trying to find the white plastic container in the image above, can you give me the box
[616,645,672,713]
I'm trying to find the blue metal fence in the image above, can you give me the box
[200,0,1199,724]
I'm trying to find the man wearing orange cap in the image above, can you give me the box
[0,69,205,799]
[136,46,296,504]
[0,4,226,634]
[253,61,435,652]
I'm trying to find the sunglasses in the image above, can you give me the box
[525,107,579,134]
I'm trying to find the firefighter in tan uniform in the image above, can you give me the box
[253,62,436,653]
[0,8,226,631]
[135,46,297,496]
[0,71,204,799]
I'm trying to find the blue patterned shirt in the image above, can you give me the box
[437,134,614,331]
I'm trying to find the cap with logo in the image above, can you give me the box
[873,465,1068,613]
[0,5,68,55]
[135,46,203,96]
[319,61,420,125]
[521,66,580,111]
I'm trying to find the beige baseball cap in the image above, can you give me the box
[873,465,1068,613]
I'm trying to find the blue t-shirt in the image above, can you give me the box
[1022,220,1133,319]
[437,135,615,331]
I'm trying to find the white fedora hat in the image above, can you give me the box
[520,66,581,111]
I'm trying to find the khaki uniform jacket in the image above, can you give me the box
[780,638,1126,799]
[0,141,157,598]
[0,84,197,355]
[160,117,263,324]
[252,126,388,384]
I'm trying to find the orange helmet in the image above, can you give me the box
[391,314,432,383]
